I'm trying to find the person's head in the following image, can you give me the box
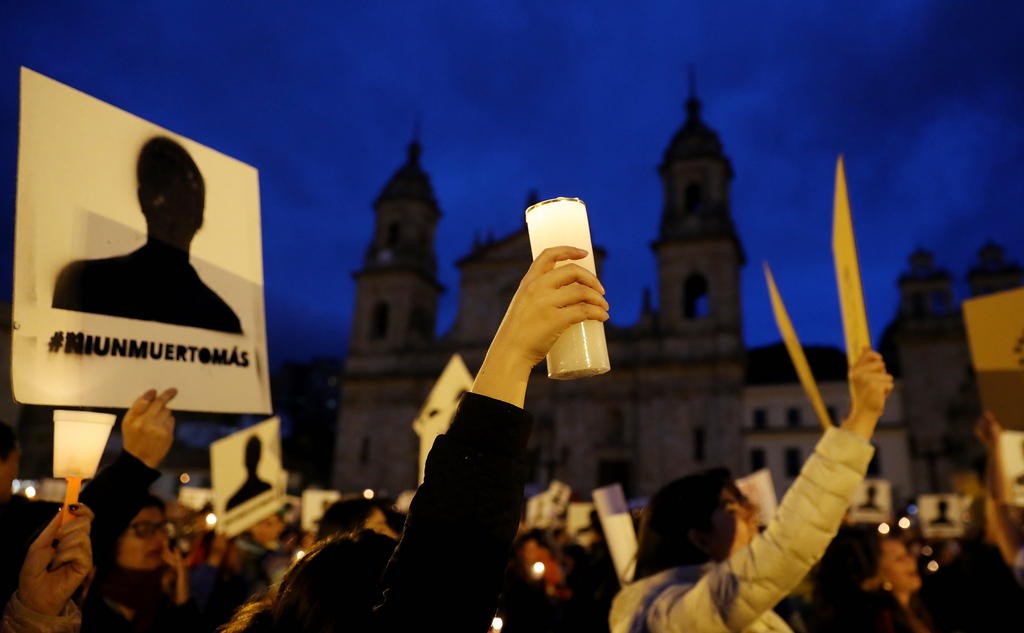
[634,467,756,580]
[878,537,921,597]
[244,436,262,473]
[814,526,882,617]
[317,498,399,541]
[137,136,204,249]
[0,421,19,504]
[249,512,286,548]
[116,495,168,570]
[221,531,398,633]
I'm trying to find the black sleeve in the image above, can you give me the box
[373,392,532,633]
[81,450,162,567]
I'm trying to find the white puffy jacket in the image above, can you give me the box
[609,427,873,633]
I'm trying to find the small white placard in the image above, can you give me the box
[848,479,893,524]
[210,417,284,537]
[917,494,966,539]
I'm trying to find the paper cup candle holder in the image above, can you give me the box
[524,197,611,380]
[53,409,116,522]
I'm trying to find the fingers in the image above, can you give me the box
[126,389,158,419]
[541,263,605,295]
[29,511,64,552]
[145,388,178,417]
[561,303,610,327]
[524,247,589,284]
[49,529,91,571]
[551,283,609,311]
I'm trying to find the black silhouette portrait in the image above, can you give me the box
[858,484,880,510]
[226,435,273,510]
[930,500,953,526]
[52,137,242,333]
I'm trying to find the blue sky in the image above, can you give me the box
[2,1,1021,368]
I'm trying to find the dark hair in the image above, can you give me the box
[812,526,881,626]
[139,493,166,513]
[317,499,381,540]
[634,467,739,580]
[0,421,17,461]
[219,530,397,633]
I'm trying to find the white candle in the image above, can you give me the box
[52,410,116,479]
[525,197,611,379]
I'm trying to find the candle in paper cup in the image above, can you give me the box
[53,410,116,479]
[525,197,611,379]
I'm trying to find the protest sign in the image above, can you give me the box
[764,263,832,429]
[178,486,214,511]
[998,430,1024,506]
[412,354,474,484]
[211,417,284,537]
[917,494,965,539]
[525,480,572,529]
[831,156,871,367]
[736,468,778,527]
[567,502,595,538]
[301,489,342,532]
[593,483,637,584]
[12,68,270,413]
[848,479,893,524]
[963,287,1024,431]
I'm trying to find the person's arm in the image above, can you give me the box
[375,246,609,632]
[975,412,1024,583]
[80,389,176,568]
[653,349,892,633]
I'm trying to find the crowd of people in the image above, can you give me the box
[1,246,1022,632]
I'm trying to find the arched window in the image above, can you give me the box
[683,274,710,318]
[386,223,400,247]
[371,302,390,339]
[684,183,703,213]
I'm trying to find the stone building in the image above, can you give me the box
[332,89,1021,501]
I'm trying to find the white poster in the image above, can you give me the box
[736,468,778,527]
[412,354,474,484]
[848,479,893,524]
[178,486,214,511]
[12,68,270,413]
[525,480,572,529]
[998,430,1024,506]
[917,494,965,539]
[211,417,284,537]
[301,489,342,532]
[593,483,637,585]
[566,502,595,537]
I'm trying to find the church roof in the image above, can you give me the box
[661,95,731,172]
[745,343,848,385]
[375,140,440,214]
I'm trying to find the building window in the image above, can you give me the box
[909,292,927,318]
[371,302,390,339]
[359,437,371,465]
[693,427,706,462]
[386,223,400,247]
[868,444,881,476]
[752,408,767,429]
[929,291,947,315]
[786,407,801,428]
[683,274,710,319]
[785,448,801,477]
[684,182,703,213]
[597,460,632,498]
[750,448,766,471]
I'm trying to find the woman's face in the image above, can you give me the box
[879,538,921,594]
[696,488,758,562]
[116,506,168,570]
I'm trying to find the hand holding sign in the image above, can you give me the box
[832,156,872,368]
[843,349,893,440]
[123,388,178,469]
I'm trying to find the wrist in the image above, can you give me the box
[841,407,879,439]
[15,590,60,617]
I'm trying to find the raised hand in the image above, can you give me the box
[841,348,894,440]
[473,246,610,407]
[122,388,178,469]
[974,410,1003,452]
[17,504,94,616]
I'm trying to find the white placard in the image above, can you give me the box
[593,483,637,584]
[301,489,342,532]
[736,468,778,527]
[567,502,595,537]
[998,430,1024,506]
[12,68,269,413]
[211,417,284,537]
[917,494,966,539]
[412,354,474,484]
[525,479,572,529]
[178,486,214,511]
[848,479,893,524]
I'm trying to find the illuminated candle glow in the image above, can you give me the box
[525,197,611,380]
[53,410,116,479]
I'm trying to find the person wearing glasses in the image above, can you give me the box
[82,495,199,633]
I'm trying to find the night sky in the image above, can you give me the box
[2,2,1022,370]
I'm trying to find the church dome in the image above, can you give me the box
[662,96,726,165]
[375,140,439,213]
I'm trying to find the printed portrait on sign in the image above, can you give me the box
[12,68,269,413]
[917,494,966,539]
[211,417,284,537]
[848,479,893,524]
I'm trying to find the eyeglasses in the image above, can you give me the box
[128,520,172,538]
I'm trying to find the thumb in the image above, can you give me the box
[29,510,62,552]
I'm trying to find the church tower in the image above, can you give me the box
[348,139,442,357]
[652,78,744,349]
